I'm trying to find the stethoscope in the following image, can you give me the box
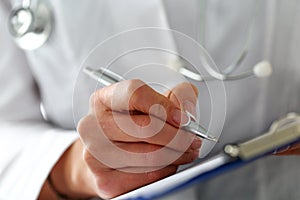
[7,0,52,50]
[7,0,272,80]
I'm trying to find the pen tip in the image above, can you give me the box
[210,137,219,143]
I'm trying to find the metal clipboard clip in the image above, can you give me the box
[224,113,300,160]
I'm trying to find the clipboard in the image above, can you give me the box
[113,113,300,200]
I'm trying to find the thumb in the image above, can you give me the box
[166,82,199,117]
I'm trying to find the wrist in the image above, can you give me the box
[39,177,63,200]
[47,175,70,200]
[49,139,96,199]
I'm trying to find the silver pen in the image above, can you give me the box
[83,67,218,142]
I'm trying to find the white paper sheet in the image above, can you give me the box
[112,154,227,200]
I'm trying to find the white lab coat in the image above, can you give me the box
[0,0,299,200]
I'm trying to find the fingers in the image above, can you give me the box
[83,138,198,169]
[114,142,199,166]
[78,112,201,153]
[84,149,177,199]
[98,112,198,152]
[79,81,202,168]
[90,79,188,127]
[78,81,202,199]
[78,115,200,169]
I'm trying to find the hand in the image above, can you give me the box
[41,80,201,199]
[80,80,200,198]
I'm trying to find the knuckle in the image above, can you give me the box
[136,115,151,127]
[83,149,93,164]
[95,175,130,199]
[151,103,166,117]
[143,153,156,166]
[172,130,194,151]
[89,91,102,110]
[142,151,163,166]
[127,79,146,105]
[167,137,183,151]
[89,91,108,117]
[95,176,115,199]
[77,115,95,134]
[89,88,109,107]
[83,150,107,176]
[89,92,98,106]
[172,83,199,104]
[179,82,199,96]
[83,152,110,187]
[127,79,145,94]
[99,116,116,138]
[190,83,199,97]
[178,152,194,164]
[157,97,175,117]
[179,82,198,95]
[145,171,162,182]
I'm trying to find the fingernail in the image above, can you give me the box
[172,109,189,126]
[191,137,202,150]
[183,101,197,118]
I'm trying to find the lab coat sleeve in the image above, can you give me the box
[0,2,78,200]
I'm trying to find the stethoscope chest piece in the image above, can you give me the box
[8,2,52,50]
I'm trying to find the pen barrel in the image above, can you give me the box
[84,67,124,86]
